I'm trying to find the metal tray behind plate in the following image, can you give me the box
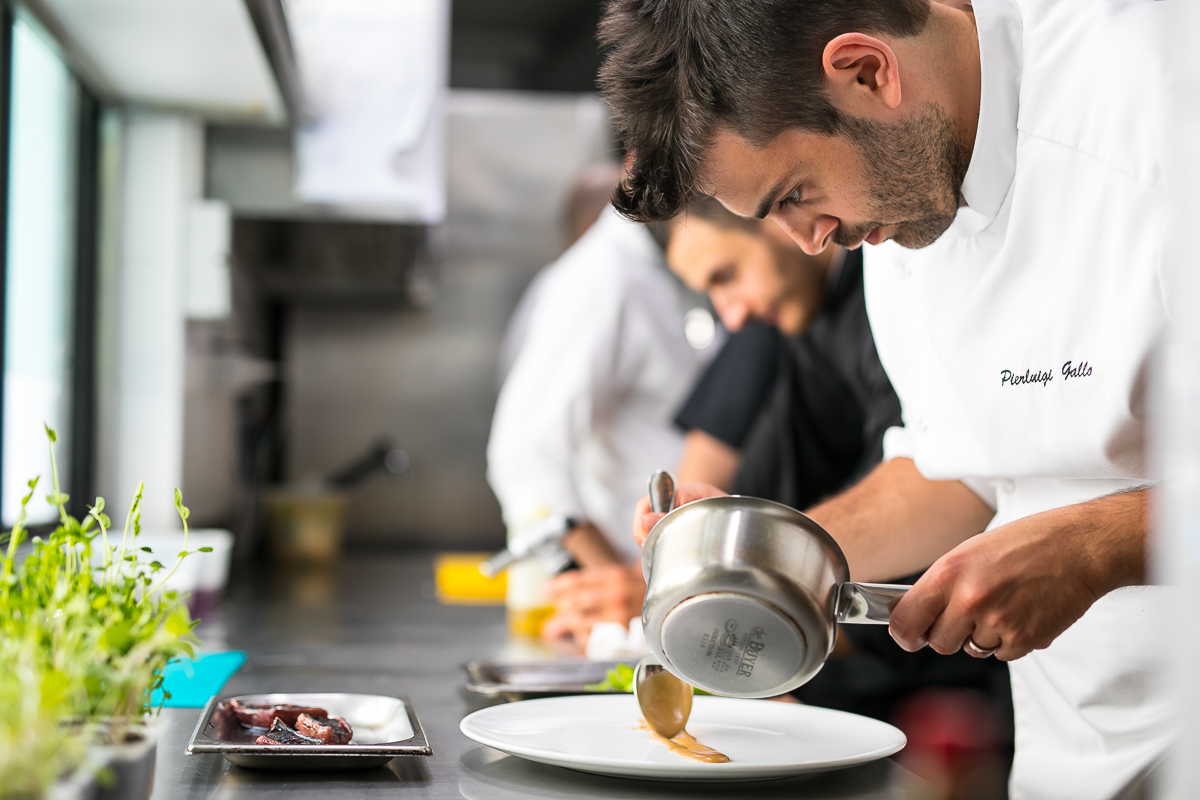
[187,692,432,770]
[463,659,634,698]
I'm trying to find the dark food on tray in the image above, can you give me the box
[228,698,329,728]
[296,713,354,744]
[220,699,356,746]
[255,718,323,746]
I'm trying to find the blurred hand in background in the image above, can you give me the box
[541,563,646,651]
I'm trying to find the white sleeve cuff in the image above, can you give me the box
[959,478,998,512]
[881,425,996,511]
[881,425,915,461]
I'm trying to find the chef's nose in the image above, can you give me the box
[774,211,838,256]
[714,298,750,332]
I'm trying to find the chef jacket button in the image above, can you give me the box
[1000,479,1016,493]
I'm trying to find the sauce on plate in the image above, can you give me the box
[637,720,731,763]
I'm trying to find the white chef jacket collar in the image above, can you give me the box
[599,203,667,265]
[951,0,1023,237]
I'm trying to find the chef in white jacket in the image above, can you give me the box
[602,0,1171,796]
[487,201,707,646]
[856,1,1171,794]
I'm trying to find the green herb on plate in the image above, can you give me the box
[585,663,712,695]
[586,663,635,692]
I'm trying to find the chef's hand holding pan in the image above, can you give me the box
[887,490,1148,662]
[631,481,727,547]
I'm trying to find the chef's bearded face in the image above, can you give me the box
[829,106,970,250]
[700,103,971,254]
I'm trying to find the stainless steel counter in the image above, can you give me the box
[149,551,925,799]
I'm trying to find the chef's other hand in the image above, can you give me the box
[887,490,1146,661]
[541,563,647,652]
[632,481,728,547]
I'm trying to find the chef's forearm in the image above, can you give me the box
[562,521,623,568]
[806,457,995,583]
[676,430,742,491]
[1060,487,1148,596]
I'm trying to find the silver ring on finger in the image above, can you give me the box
[964,636,999,658]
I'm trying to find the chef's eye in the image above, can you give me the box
[778,188,803,209]
[709,266,735,287]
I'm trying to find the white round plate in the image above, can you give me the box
[459,694,906,782]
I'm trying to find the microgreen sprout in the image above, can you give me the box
[149,489,192,597]
[116,484,143,577]
[44,424,70,527]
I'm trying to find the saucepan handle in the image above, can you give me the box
[835,582,910,624]
[649,470,676,514]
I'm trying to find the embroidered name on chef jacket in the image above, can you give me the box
[1000,360,1093,387]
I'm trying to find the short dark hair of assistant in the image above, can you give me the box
[647,195,761,249]
[598,0,931,223]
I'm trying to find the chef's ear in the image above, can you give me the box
[822,33,903,112]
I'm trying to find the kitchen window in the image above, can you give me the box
[0,9,99,526]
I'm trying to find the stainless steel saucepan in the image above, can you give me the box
[640,472,909,698]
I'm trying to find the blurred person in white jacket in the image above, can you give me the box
[487,166,709,650]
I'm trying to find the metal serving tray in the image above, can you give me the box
[186,692,432,770]
[463,659,634,698]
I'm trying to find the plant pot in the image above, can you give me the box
[47,760,98,800]
[88,724,156,800]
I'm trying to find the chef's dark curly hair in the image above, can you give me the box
[598,0,931,223]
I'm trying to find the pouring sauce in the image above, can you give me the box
[636,670,730,763]
[638,669,692,738]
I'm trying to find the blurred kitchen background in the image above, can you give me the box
[3,0,614,558]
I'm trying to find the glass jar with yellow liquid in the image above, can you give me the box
[505,558,557,638]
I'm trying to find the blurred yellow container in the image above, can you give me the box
[434,553,507,605]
